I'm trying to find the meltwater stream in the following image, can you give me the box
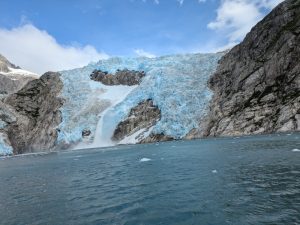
[1,133,300,225]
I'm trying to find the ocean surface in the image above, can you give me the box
[0,134,299,225]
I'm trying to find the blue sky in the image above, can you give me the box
[0,0,283,73]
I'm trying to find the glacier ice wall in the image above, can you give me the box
[0,133,12,155]
[58,53,223,147]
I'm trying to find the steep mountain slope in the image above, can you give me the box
[0,54,38,95]
[188,0,300,138]
[0,72,63,155]
[2,0,298,155]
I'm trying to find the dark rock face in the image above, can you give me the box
[194,0,300,137]
[2,72,64,154]
[82,129,91,137]
[90,69,145,86]
[112,99,160,142]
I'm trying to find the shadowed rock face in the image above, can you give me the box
[112,99,160,142]
[190,0,300,138]
[90,69,145,86]
[2,72,64,154]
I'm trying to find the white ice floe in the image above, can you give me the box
[292,149,300,152]
[140,158,151,162]
[212,170,218,173]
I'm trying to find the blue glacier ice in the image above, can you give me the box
[0,134,13,155]
[58,53,223,147]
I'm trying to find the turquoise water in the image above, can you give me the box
[0,134,300,225]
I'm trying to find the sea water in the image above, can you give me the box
[0,133,299,225]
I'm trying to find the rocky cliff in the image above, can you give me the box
[0,72,64,154]
[112,99,161,142]
[90,69,145,85]
[188,0,300,138]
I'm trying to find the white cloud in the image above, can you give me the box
[134,49,156,58]
[0,24,108,74]
[177,0,184,5]
[259,0,284,9]
[208,0,284,45]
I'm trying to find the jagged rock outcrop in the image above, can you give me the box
[0,54,37,95]
[112,99,161,142]
[0,72,64,154]
[90,69,145,86]
[189,0,300,138]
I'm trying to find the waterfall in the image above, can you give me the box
[92,85,138,148]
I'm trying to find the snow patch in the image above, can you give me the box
[119,127,154,145]
[2,67,38,78]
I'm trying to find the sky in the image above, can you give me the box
[0,0,283,74]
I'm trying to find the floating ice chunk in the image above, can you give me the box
[292,149,300,152]
[212,170,218,173]
[140,158,151,162]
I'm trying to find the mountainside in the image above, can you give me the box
[0,72,63,155]
[1,0,299,155]
[188,0,300,138]
[0,54,38,95]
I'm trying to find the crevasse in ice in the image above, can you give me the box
[58,53,223,147]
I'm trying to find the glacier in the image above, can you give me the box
[0,133,13,155]
[58,53,223,148]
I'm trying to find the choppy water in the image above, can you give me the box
[0,134,300,225]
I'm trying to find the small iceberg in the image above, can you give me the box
[140,158,151,162]
[292,149,300,152]
[212,170,218,173]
